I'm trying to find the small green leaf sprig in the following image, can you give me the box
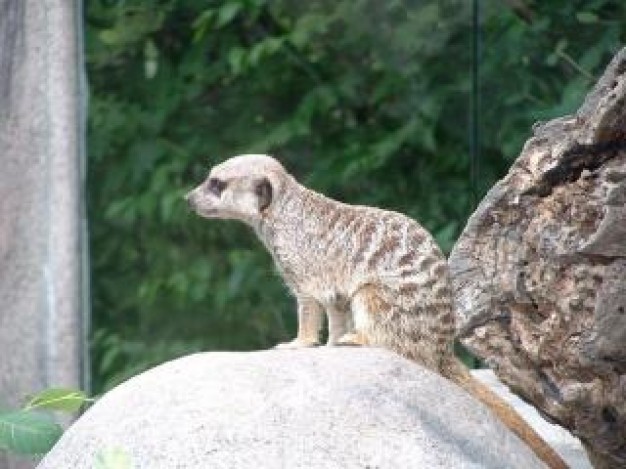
[0,388,92,456]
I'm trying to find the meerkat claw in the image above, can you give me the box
[335,333,367,347]
[274,339,320,350]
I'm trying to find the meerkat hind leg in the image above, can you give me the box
[333,305,367,346]
[326,303,353,346]
[335,285,383,346]
[275,296,323,349]
[336,332,368,346]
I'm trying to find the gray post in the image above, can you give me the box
[0,0,87,467]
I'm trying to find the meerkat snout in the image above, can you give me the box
[187,154,285,224]
[184,190,197,209]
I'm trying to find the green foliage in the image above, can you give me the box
[95,447,133,469]
[0,389,91,457]
[0,411,62,456]
[24,389,91,413]
[86,0,626,392]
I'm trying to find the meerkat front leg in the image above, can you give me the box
[275,296,323,349]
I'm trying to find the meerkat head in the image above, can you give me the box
[186,154,288,226]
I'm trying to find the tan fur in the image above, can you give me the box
[187,155,568,469]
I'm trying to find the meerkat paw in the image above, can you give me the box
[274,338,320,349]
[334,332,368,347]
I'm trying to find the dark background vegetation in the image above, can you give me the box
[86,0,625,393]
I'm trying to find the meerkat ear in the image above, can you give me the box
[255,177,273,212]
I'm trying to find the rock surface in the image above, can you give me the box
[449,48,626,468]
[40,349,545,469]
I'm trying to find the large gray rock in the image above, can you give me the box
[40,348,545,468]
[0,0,87,467]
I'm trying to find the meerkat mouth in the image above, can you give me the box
[198,208,219,218]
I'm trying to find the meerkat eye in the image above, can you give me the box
[207,178,226,196]
[255,177,273,212]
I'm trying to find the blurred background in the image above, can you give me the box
[85,0,625,393]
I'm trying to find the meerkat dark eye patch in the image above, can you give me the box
[255,177,272,212]
[207,177,226,196]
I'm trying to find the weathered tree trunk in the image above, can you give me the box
[0,0,87,467]
[449,49,626,468]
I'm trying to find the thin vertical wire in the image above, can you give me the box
[76,0,92,395]
[470,0,481,209]
[469,0,481,369]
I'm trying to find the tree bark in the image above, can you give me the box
[449,48,626,468]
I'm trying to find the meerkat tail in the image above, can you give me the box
[446,361,569,469]
[355,287,568,468]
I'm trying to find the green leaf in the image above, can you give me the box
[24,388,89,413]
[545,53,558,66]
[192,9,217,41]
[99,29,120,45]
[228,47,246,75]
[555,38,568,54]
[94,447,133,469]
[144,40,159,79]
[217,3,243,28]
[575,12,598,24]
[0,411,63,455]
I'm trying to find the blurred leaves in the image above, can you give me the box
[86,0,626,392]
[0,388,90,457]
[0,411,62,455]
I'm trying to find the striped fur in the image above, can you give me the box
[186,155,455,368]
[257,172,456,372]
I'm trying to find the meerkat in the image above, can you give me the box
[186,154,568,469]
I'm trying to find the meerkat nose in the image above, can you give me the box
[184,190,196,208]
